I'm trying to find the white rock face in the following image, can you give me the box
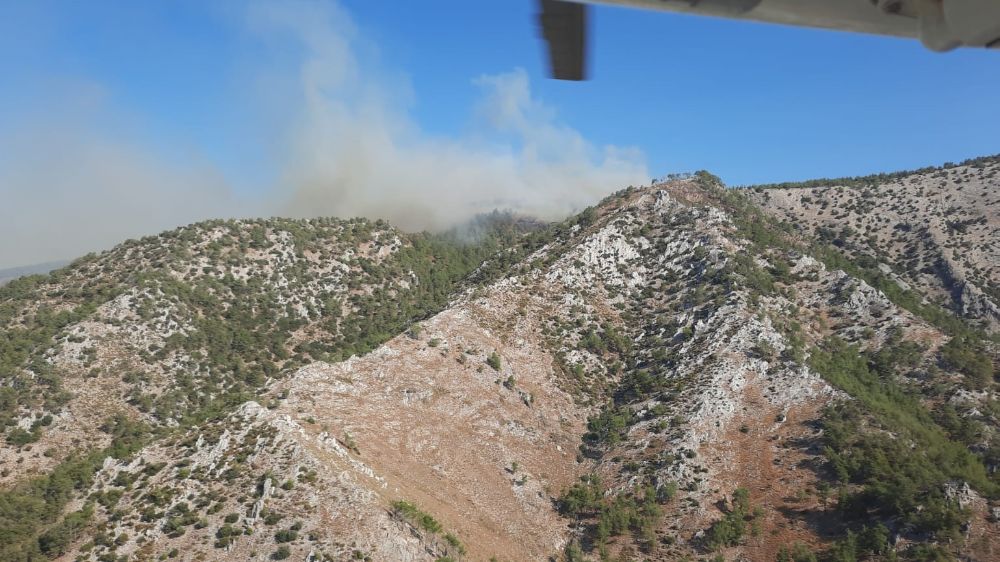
[545,218,651,290]
[249,477,272,521]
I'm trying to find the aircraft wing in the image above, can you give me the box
[540,0,1000,80]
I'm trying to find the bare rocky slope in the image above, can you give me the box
[1,163,998,562]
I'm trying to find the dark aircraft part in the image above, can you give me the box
[539,0,589,80]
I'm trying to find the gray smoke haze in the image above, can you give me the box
[0,86,246,269]
[0,1,647,269]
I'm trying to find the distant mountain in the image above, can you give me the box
[0,162,997,561]
[0,260,69,286]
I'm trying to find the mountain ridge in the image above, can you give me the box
[746,155,1000,332]
[1,163,998,561]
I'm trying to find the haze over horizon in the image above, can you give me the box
[2,0,999,269]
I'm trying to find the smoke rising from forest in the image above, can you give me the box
[0,1,648,269]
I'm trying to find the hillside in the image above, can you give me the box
[745,155,1000,332]
[1,166,998,562]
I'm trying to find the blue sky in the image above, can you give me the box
[1,0,998,267]
[349,0,1000,183]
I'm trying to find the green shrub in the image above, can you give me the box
[443,532,465,555]
[0,417,147,560]
[6,427,40,447]
[486,351,502,372]
[391,500,442,534]
[705,488,755,550]
[940,335,995,388]
[776,542,817,562]
[37,504,93,556]
[563,541,585,562]
[557,474,603,516]
[583,405,634,446]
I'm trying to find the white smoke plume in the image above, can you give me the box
[0,1,648,269]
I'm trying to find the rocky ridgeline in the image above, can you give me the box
[1,163,997,561]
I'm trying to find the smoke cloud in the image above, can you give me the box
[0,1,647,269]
